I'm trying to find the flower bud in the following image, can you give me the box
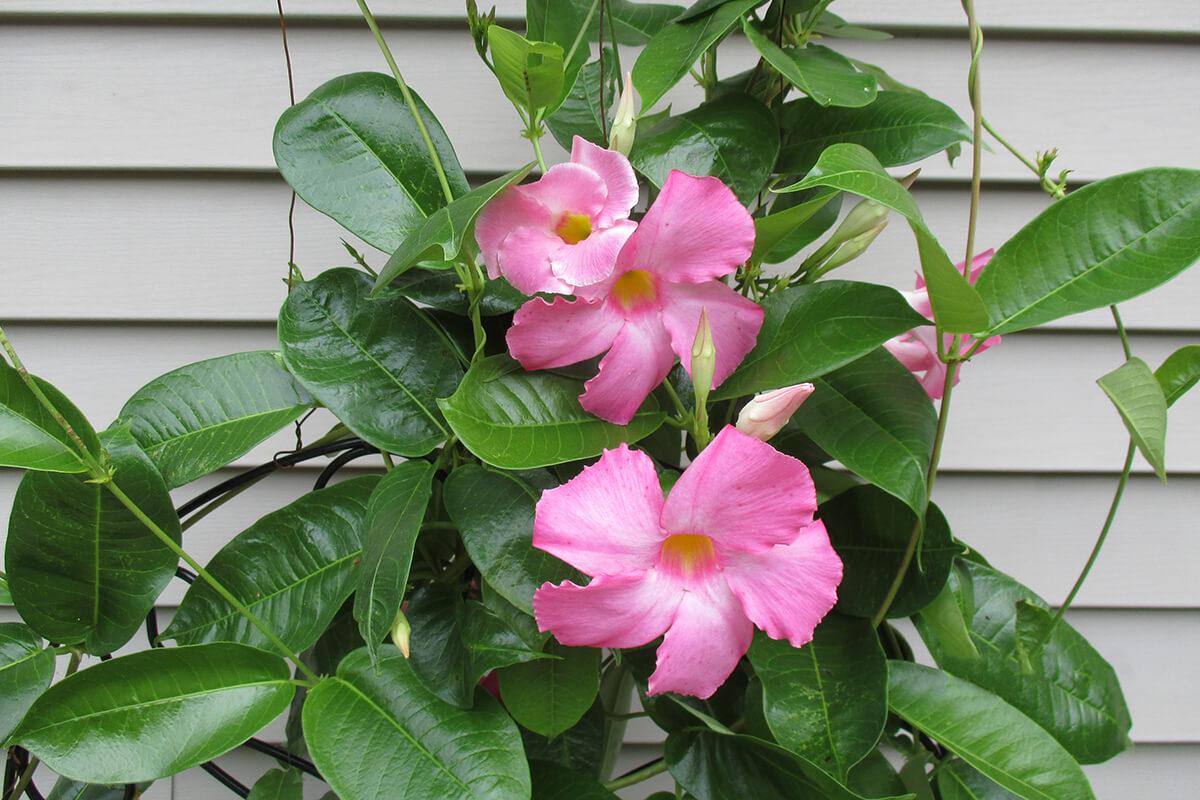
[690,308,716,408]
[821,222,889,272]
[736,383,815,442]
[831,168,920,243]
[390,609,411,658]
[608,72,637,157]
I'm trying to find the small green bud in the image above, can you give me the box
[690,307,716,409]
[390,609,411,658]
[608,72,637,156]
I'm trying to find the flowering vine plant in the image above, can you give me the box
[1,1,1198,799]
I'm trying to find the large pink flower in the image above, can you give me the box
[532,426,843,699]
[507,170,763,425]
[884,249,1001,399]
[475,136,639,295]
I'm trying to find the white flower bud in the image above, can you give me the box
[608,72,637,157]
[736,383,816,442]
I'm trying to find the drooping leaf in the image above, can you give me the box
[1155,344,1200,407]
[1097,357,1168,480]
[813,11,892,41]
[751,190,838,264]
[164,476,378,653]
[273,72,469,252]
[302,646,530,800]
[715,281,929,399]
[500,640,600,738]
[443,465,581,614]
[546,51,618,149]
[748,615,887,780]
[887,662,1096,800]
[247,769,303,800]
[915,559,1132,764]
[530,759,618,800]
[439,354,665,469]
[117,351,314,488]
[278,268,462,456]
[353,461,435,665]
[847,749,908,798]
[630,92,779,204]
[568,0,685,45]
[6,427,179,654]
[489,26,567,114]
[0,623,55,742]
[742,23,876,108]
[937,758,1021,800]
[0,361,101,473]
[12,643,294,783]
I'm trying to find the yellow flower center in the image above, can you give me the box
[611,269,657,311]
[659,533,717,578]
[555,212,593,245]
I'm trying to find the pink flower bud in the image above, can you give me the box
[608,72,637,156]
[735,383,816,442]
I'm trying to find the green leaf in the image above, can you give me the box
[631,92,779,204]
[567,0,685,46]
[279,268,463,456]
[353,461,434,665]
[742,23,876,108]
[273,72,470,252]
[676,0,766,23]
[6,427,179,654]
[791,350,937,515]
[0,623,55,742]
[546,51,617,150]
[813,11,892,41]
[117,351,314,488]
[778,93,970,176]
[500,640,600,738]
[0,574,10,605]
[848,750,908,798]
[390,268,525,317]
[748,615,887,780]
[163,476,379,653]
[12,643,295,783]
[248,769,303,800]
[914,559,1132,764]
[820,484,956,618]
[1097,357,1168,480]
[937,758,1022,800]
[752,190,838,264]
[974,168,1200,336]
[443,464,581,614]
[632,0,763,111]
[1013,600,1054,671]
[522,697,605,773]
[887,662,1096,800]
[530,759,617,800]
[439,354,665,469]
[781,143,988,333]
[489,26,567,114]
[526,0,590,112]
[0,362,101,474]
[46,779,151,800]
[1155,344,1200,407]
[715,281,929,399]
[302,646,530,800]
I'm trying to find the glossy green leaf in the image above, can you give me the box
[13,643,294,783]
[630,92,779,204]
[742,23,876,108]
[632,0,762,111]
[500,640,600,737]
[937,759,1021,800]
[489,26,566,114]
[526,0,590,112]
[354,461,435,665]
[303,645,530,800]
[439,354,665,469]
[715,281,929,399]
[887,662,1095,800]
[117,351,314,488]
[375,165,534,288]
[748,615,887,780]
[813,11,891,41]
[778,93,970,175]
[390,268,525,317]
[46,778,151,800]
[522,697,606,773]
[1097,357,1168,480]
[752,190,838,264]
[546,51,617,150]
[567,0,684,45]
[848,750,908,798]
[0,623,55,742]
[0,574,10,604]
[781,143,988,333]
[0,362,101,473]
[915,559,1132,764]
[530,760,617,800]
[1155,344,1200,407]
[443,465,581,614]
[676,0,767,23]
[248,769,303,800]
[164,476,378,653]
[974,168,1200,335]
[6,427,179,654]
[273,72,469,252]
[278,268,462,456]
[791,350,937,514]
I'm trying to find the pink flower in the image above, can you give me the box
[507,171,763,425]
[531,426,843,699]
[735,383,815,442]
[475,136,639,295]
[884,249,1001,399]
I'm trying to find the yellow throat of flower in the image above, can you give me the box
[659,533,717,578]
[611,269,657,311]
[555,212,593,245]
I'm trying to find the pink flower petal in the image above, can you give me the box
[494,227,573,294]
[661,426,817,554]
[507,296,623,370]
[550,219,637,288]
[520,162,607,220]
[580,314,676,425]
[884,333,936,372]
[533,444,666,576]
[475,189,554,279]
[647,576,753,698]
[659,280,764,388]
[723,519,842,647]
[571,136,640,226]
[533,570,682,649]
[617,171,754,284]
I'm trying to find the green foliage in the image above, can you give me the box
[1097,357,1169,480]
[1155,344,1200,407]
[742,22,877,108]
[0,362,101,473]
[0,623,55,742]
[500,640,600,737]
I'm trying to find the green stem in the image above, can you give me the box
[356,0,455,204]
[565,0,600,69]
[981,117,1066,200]
[380,451,396,471]
[660,378,690,424]
[1111,305,1132,360]
[604,758,669,791]
[530,131,549,172]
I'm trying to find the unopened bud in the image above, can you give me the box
[690,308,716,408]
[832,168,919,243]
[390,609,411,658]
[608,72,637,156]
[821,221,889,271]
[736,383,815,442]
